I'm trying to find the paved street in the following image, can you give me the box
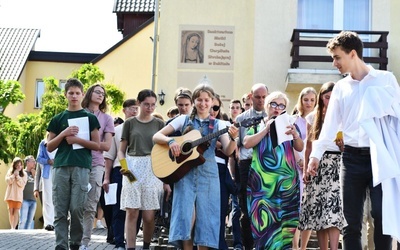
[0,228,143,250]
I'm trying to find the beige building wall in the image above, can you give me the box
[0,161,10,228]
[156,0,255,114]
[95,23,155,105]
[388,0,400,77]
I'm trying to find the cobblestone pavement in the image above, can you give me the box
[0,228,143,250]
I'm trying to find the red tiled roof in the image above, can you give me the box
[113,0,155,13]
[0,28,40,80]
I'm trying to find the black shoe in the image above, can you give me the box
[45,225,55,231]
[107,238,115,245]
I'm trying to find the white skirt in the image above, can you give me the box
[120,155,163,210]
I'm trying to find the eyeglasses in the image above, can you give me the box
[212,105,220,111]
[93,90,105,97]
[269,102,286,110]
[126,106,139,112]
[142,103,157,109]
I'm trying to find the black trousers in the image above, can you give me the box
[238,159,254,250]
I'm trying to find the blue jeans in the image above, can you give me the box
[19,199,37,229]
[341,148,392,250]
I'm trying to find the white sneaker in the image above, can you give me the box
[96,220,105,229]
[79,245,89,250]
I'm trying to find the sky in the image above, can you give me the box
[0,0,122,53]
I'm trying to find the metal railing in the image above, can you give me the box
[290,29,389,70]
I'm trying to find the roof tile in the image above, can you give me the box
[0,28,40,81]
[114,0,156,13]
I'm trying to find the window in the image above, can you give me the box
[35,80,45,109]
[35,79,67,108]
[297,0,370,31]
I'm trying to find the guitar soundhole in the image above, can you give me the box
[181,142,192,155]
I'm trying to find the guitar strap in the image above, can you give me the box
[208,116,215,134]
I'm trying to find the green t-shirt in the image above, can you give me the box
[47,109,100,169]
[121,117,165,156]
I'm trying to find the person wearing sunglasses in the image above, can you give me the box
[210,94,237,250]
[243,91,303,249]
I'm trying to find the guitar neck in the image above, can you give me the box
[191,127,229,147]
[191,121,244,147]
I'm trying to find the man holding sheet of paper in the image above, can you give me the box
[47,78,100,250]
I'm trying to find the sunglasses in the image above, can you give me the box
[212,105,220,111]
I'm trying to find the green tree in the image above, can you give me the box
[0,80,25,114]
[1,64,125,163]
[16,64,124,158]
[0,80,25,163]
[70,64,125,113]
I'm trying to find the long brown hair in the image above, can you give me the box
[8,157,24,177]
[308,81,335,141]
[81,84,108,112]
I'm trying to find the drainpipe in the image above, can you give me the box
[151,0,160,91]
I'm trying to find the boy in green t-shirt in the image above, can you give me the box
[47,78,100,250]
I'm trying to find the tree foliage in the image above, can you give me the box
[0,64,125,163]
[0,80,25,114]
[70,63,105,86]
[70,64,125,113]
[0,80,25,163]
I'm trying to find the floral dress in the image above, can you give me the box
[298,151,346,231]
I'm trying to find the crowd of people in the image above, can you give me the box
[3,31,400,250]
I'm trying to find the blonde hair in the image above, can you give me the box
[264,91,289,109]
[293,87,317,116]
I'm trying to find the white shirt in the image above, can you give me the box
[306,112,339,152]
[310,65,400,160]
[103,124,123,168]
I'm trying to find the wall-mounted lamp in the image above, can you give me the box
[158,90,166,106]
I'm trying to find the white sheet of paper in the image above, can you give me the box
[67,117,90,150]
[274,112,294,145]
[104,183,117,205]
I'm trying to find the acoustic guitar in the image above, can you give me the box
[151,116,263,184]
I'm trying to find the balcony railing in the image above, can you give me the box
[290,29,389,70]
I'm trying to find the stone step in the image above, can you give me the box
[152,227,343,250]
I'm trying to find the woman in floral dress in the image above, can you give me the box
[299,81,346,250]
